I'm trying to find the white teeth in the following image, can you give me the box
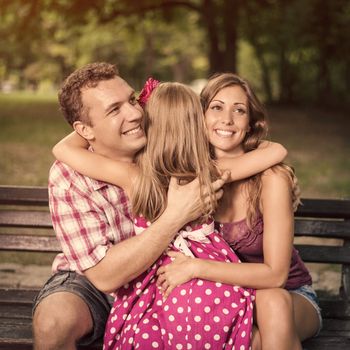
[215,129,233,136]
[124,126,141,135]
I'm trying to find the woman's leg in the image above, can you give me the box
[290,292,320,341]
[251,326,261,350]
[253,288,302,350]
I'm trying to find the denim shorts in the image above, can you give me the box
[32,271,113,345]
[289,284,323,336]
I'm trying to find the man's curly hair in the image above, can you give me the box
[58,62,119,126]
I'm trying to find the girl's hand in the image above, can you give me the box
[156,251,196,299]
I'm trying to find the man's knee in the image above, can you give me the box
[33,292,93,350]
[33,309,68,349]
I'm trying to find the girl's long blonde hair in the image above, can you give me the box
[132,82,219,222]
[201,73,301,226]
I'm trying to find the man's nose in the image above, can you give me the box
[126,103,143,121]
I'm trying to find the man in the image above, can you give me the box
[32,62,225,350]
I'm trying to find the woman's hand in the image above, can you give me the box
[156,251,196,299]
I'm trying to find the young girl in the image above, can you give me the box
[157,73,322,350]
[53,81,286,349]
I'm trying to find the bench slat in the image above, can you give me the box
[0,210,52,228]
[296,245,350,264]
[0,289,39,305]
[0,234,61,252]
[0,318,348,350]
[0,319,102,350]
[2,213,350,238]
[302,335,350,350]
[1,185,349,218]
[322,318,350,331]
[296,198,350,219]
[319,299,350,318]
[295,219,350,239]
[0,305,32,319]
[0,186,48,206]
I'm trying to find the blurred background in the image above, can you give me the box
[0,0,349,289]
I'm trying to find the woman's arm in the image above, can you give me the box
[157,168,294,297]
[52,132,138,192]
[217,141,287,182]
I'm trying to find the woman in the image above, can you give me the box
[53,80,286,349]
[158,73,322,350]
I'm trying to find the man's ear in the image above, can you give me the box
[73,121,95,141]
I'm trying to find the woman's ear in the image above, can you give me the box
[73,121,95,141]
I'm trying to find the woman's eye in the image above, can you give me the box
[211,105,221,111]
[234,108,246,115]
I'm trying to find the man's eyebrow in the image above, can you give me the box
[105,90,136,115]
[105,101,121,115]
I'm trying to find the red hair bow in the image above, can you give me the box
[138,77,160,108]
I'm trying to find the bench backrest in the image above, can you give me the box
[1,185,349,300]
[294,198,350,302]
[0,185,60,252]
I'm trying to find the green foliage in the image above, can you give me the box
[239,0,350,106]
[1,0,349,107]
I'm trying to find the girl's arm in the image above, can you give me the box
[52,132,138,192]
[157,168,294,297]
[217,141,287,182]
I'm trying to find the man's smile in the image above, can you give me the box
[123,125,143,136]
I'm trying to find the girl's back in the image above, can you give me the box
[104,82,256,350]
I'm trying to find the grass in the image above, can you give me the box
[1,93,349,197]
[268,105,350,199]
[0,92,349,267]
[0,92,71,186]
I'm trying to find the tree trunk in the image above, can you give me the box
[222,0,238,73]
[314,1,332,103]
[248,33,273,103]
[317,55,331,103]
[201,0,222,73]
[277,1,294,103]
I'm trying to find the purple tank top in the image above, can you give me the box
[218,216,312,290]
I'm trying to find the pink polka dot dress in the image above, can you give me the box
[104,218,255,350]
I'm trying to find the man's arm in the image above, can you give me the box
[84,176,226,293]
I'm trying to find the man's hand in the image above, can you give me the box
[156,251,196,299]
[83,173,227,293]
[164,172,229,227]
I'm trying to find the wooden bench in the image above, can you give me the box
[0,185,349,349]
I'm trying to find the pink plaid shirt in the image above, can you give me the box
[49,161,135,274]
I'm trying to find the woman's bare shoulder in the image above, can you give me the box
[261,165,292,192]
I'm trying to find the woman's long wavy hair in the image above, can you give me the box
[200,73,301,226]
[132,82,220,222]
